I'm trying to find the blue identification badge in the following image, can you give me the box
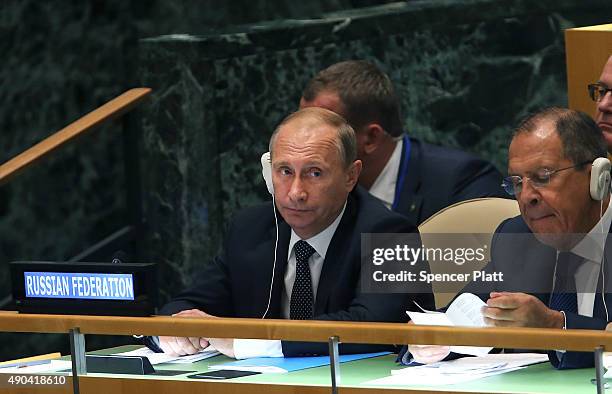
[392,135,411,211]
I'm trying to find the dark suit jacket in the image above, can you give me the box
[161,186,434,356]
[483,215,612,369]
[395,138,508,226]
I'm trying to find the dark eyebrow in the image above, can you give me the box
[272,161,326,168]
[272,161,290,168]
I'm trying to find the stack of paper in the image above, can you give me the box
[366,353,548,386]
[0,360,72,374]
[603,352,612,378]
[0,352,70,374]
[407,293,491,356]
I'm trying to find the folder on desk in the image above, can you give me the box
[209,351,391,373]
[0,352,61,369]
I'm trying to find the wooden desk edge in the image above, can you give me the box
[0,314,609,352]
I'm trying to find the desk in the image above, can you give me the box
[0,314,609,394]
[2,347,599,394]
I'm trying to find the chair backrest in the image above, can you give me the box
[419,197,520,234]
[418,198,520,308]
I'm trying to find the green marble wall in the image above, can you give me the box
[0,0,381,360]
[0,1,138,361]
[1,0,610,361]
[138,0,612,304]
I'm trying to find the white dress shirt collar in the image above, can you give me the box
[288,202,347,259]
[368,138,403,209]
[571,197,612,264]
[563,196,612,318]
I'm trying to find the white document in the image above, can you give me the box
[209,365,288,374]
[115,346,220,365]
[0,360,72,374]
[366,353,548,386]
[393,353,548,375]
[604,352,612,378]
[407,293,491,356]
[367,367,525,386]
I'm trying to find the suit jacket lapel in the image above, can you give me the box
[262,217,290,319]
[604,229,612,284]
[314,193,358,315]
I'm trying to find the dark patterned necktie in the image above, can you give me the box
[549,251,579,314]
[290,240,316,320]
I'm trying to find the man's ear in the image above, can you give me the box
[346,159,363,190]
[361,123,386,155]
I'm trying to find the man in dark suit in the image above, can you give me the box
[589,55,612,152]
[299,60,507,226]
[159,107,432,359]
[406,108,612,369]
[487,216,612,369]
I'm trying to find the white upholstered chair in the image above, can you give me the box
[418,198,520,308]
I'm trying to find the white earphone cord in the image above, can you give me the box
[262,195,278,319]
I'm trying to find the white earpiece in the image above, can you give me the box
[590,157,611,201]
[591,157,612,320]
[261,152,273,195]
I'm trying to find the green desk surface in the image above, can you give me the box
[84,346,602,394]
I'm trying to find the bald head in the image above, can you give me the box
[269,107,357,169]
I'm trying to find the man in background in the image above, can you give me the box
[300,60,507,227]
[589,55,612,153]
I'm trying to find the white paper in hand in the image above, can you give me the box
[406,293,491,356]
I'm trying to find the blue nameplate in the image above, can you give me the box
[24,272,135,300]
[10,261,157,316]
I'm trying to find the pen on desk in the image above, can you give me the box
[16,359,52,368]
